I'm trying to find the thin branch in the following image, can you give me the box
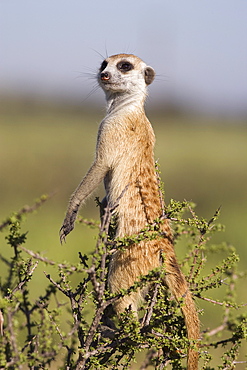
[0,193,55,231]
[196,295,247,308]
[201,336,239,349]
[76,302,107,370]
[0,310,4,336]
[77,216,100,229]
[5,260,39,300]
[155,162,166,217]
[44,272,72,298]
[141,283,159,328]
[6,308,22,369]
[19,245,87,272]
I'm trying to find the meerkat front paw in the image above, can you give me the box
[59,211,77,243]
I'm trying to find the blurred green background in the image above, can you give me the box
[0,99,247,367]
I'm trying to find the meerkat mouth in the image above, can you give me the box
[100,81,125,92]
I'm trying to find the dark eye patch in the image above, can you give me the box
[100,60,108,72]
[117,61,134,72]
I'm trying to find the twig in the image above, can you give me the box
[19,246,56,265]
[201,336,239,348]
[77,216,100,229]
[44,272,71,298]
[141,283,159,328]
[196,295,247,308]
[19,245,87,272]
[6,308,23,369]
[5,260,39,300]
[76,302,108,369]
[0,193,55,231]
[0,310,4,335]
[155,162,166,217]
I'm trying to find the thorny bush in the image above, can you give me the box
[0,194,246,369]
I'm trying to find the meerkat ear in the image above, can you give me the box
[144,66,155,85]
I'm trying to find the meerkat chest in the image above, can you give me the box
[99,113,155,161]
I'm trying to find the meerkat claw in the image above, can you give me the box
[59,227,66,244]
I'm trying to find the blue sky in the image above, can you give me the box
[1,0,247,115]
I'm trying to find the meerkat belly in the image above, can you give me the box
[105,158,161,234]
[108,239,162,293]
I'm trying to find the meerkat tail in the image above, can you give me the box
[165,257,200,370]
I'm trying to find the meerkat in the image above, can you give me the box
[60,53,200,369]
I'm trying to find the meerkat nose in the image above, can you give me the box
[101,71,111,81]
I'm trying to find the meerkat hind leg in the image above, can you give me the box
[113,292,141,318]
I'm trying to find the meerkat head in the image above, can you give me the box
[98,54,155,97]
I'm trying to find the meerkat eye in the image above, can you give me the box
[100,60,108,72]
[117,61,133,72]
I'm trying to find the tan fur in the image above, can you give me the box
[60,54,200,369]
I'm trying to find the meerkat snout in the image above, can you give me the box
[100,71,111,81]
